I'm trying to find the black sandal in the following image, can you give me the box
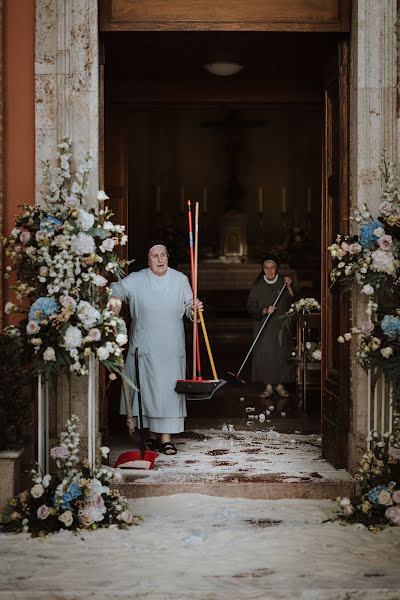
[159,442,177,455]
[145,438,159,451]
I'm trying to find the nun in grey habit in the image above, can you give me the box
[110,241,200,455]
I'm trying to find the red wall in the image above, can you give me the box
[3,0,35,324]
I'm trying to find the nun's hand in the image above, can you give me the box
[284,276,294,295]
[107,297,122,315]
[263,306,277,315]
[192,298,204,311]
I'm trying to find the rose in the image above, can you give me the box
[378,489,393,506]
[31,483,44,498]
[385,505,400,526]
[392,490,400,505]
[97,346,110,361]
[361,284,374,295]
[97,190,109,201]
[100,238,115,253]
[20,231,31,244]
[26,320,40,335]
[50,445,70,459]
[361,501,372,513]
[379,200,392,215]
[373,226,385,238]
[43,347,56,362]
[119,510,134,524]
[377,234,393,251]
[381,347,393,358]
[87,328,101,341]
[93,275,108,287]
[348,242,362,255]
[116,333,128,346]
[361,321,374,335]
[60,295,77,310]
[37,505,50,520]
[58,510,73,527]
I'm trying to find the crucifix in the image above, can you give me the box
[201,110,265,211]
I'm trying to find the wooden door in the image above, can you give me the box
[321,38,350,468]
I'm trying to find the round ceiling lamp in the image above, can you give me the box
[203,61,243,77]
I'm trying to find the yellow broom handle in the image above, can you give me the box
[198,309,218,381]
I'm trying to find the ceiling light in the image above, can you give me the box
[203,61,243,77]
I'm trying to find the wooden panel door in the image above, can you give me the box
[321,38,350,468]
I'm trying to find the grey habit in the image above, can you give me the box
[110,267,193,433]
[246,274,294,385]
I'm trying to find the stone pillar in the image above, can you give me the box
[348,0,398,472]
[35,0,100,454]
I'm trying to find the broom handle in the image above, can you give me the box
[198,309,218,380]
[187,202,202,378]
[237,282,287,377]
[192,202,199,379]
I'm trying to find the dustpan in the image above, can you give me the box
[113,348,158,470]
[175,201,226,400]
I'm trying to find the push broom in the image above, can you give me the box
[175,200,226,400]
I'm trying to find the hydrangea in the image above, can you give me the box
[77,301,100,329]
[381,315,400,339]
[63,325,83,350]
[72,232,96,255]
[359,221,381,247]
[28,296,59,322]
[76,209,95,231]
[368,484,390,505]
[40,215,63,232]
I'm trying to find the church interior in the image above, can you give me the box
[103,30,337,436]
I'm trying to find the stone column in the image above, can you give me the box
[35,0,100,454]
[348,0,398,472]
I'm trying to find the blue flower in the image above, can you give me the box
[359,222,381,247]
[28,297,59,322]
[40,215,63,232]
[368,484,387,504]
[61,492,72,510]
[68,481,82,500]
[381,315,400,339]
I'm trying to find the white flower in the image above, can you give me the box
[26,320,40,335]
[58,510,74,528]
[60,295,77,310]
[116,333,128,346]
[103,221,115,231]
[105,262,115,272]
[120,235,128,246]
[348,243,362,255]
[77,209,95,231]
[371,249,395,274]
[100,446,110,458]
[4,302,17,314]
[87,327,101,341]
[373,227,385,238]
[100,238,115,253]
[72,232,96,255]
[378,200,392,216]
[97,190,109,201]
[312,349,321,361]
[93,274,108,287]
[42,474,51,488]
[377,235,393,251]
[381,347,393,358]
[77,301,100,329]
[337,336,345,343]
[361,284,374,295]
[31,483,44,498]
[97,346,110,361]
[64,325,83,350]
[43,347,56,362]
[20,231,31,244]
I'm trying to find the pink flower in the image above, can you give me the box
[60,295,77,310]
[88,328,101,341]
[379,200,392,216]
[361,321,375,335]
[26,320,40,335]
[385,505,400,526]
[389,446,400,460]
[93,275,108,287]
[50,445,70,459]
[392,490,400,505]
[377,235,393,251]
[119,510,134,524]
[37,505,50,520]
[91,494,105,508]
[371,249,395,274]
[348,243,362,255]
[65,195,79,208]
[100,238,115,253]
[20,231,31,244]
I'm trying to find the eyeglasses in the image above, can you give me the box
[148,252,168,260]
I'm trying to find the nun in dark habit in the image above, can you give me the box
[246,256,295,399]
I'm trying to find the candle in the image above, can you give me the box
[306,187,312,214]
[202,186,208,214]
[180,186,184,213]
[282,187,287,214]
[156,185,161,213]
[258,186,263,214]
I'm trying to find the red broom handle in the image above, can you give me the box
[187,201,201,378]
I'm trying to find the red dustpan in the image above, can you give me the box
[113,348,158,470]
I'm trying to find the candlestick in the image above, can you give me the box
[281,187,287,214]
[203,186,208,214]
[180,186,184,213]
[258,186,263,214]
[156,185,161,213]
[306,187,312,214]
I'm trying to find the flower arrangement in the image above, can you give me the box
[3,139,130,381]
[337,431,400,529]
[1,415,140,537]
[280,297,320,333]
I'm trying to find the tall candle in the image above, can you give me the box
[306,187,312,214]
[156,185,161,213]
[258,186,263,213]
[282,187,287,214]
[203,186,208,213]
[180,186,184,213]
